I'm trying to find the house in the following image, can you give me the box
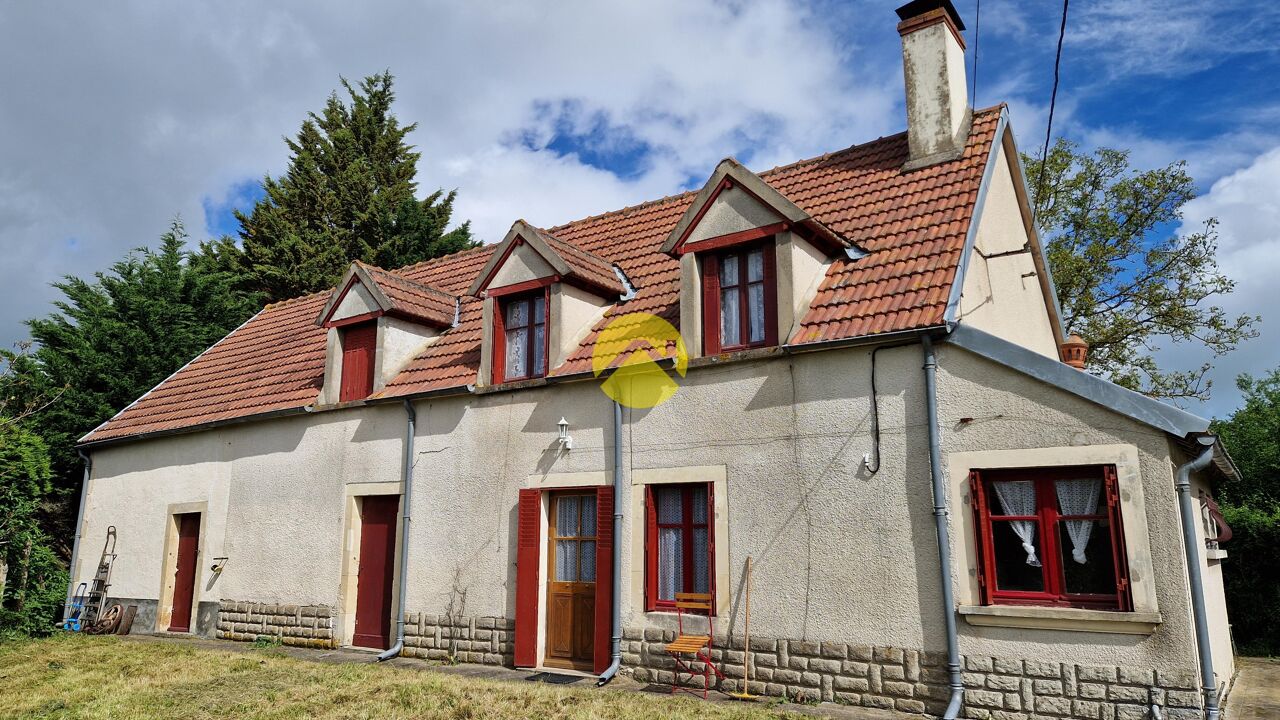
[69,2,1238,718]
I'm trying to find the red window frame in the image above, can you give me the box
[491,285,550,384]
[970,465,1131,611]
[700,241,778,355]
[338,321,377,402]
[644,483,715,612]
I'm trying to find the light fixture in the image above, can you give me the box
[557,417,574,451]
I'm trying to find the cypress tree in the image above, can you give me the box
[235,71,476,300]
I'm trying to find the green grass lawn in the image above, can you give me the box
[0,635,798,719]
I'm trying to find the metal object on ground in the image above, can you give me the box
[86,604,123,635]
[116,605,138,635]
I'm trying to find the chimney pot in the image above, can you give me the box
[1061,334,1089,369]
[896,0,971,170]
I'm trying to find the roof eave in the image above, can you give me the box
[943,323,1212,438]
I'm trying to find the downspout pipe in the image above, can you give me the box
[1175,437,1220,719]
[378,399,418,662]
[922,335,964,719]
[596,399,625,686]
[58,450,93,627]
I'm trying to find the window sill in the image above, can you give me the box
[958,604,1162,635]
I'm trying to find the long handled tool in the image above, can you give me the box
[729,556,756,700]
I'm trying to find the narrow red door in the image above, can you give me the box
[353,495,399,649]
[340,323,377,402]
[169,513,200,632]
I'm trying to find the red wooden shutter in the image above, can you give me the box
[491,299,506,385]
[644,485,658,611]
[513,488,541,667]
[701,255,721,355]
[762,242,779,345]
[1103,466,1132,611]
[969,471,992,603]
[340,323,377,401]
[593,486,614,674]
[705,482,716,608]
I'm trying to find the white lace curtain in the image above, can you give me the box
[1055,478,1102,564]
[992,480,1040,567]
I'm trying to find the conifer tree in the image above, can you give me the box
[235,72,475,300]
[21,220,258,545]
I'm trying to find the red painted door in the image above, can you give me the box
[169,513,200,632]
[353,495,399,649]
[340,323,377,402]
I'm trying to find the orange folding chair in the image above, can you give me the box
[665,592,724,698]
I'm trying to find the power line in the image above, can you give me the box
[971,0,980,106]
[1033,0,1070,216]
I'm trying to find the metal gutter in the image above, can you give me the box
[943,324,1211,438]
[378,398,418,662]
[943,106,1009,328]
[82,326,951,450]
[922,335,965,719]
[596,399,625,686]
[1175,438,1222,720]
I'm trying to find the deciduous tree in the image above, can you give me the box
[1024,140,1257,400]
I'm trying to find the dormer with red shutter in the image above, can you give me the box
[661,159,859,357]
[468,220,629,386]
[314,261,458,404]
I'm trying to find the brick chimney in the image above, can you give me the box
[896,0,971,170]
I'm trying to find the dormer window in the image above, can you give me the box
[494,289,549,383]
[339,322,377,401]
[662,158,859,360]
[469,220,625,387]
[701,243,777,354]
[315,261,456,405]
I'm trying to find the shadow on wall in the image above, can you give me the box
[90,412,312,477]
[505,501,518,619]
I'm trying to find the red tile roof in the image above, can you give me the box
[529,226,624,297]
[356,261,457,327]
[83,107,1002,444]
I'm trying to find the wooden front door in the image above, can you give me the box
[545,492,596,670]
[353,495,399,649]
[169,513,200,632]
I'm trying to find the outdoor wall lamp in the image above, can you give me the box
[557,417,574,451]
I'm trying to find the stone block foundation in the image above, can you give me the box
[215,600,336,648]
[399,613,516,666]
[212,608,1211,719]
[621,630,1207,719]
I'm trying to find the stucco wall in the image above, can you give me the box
[78,341,1217,684]
[935,344,1201,674]
[377,316,439,390]
[900,19,967,161]
[684,185,782,245]
[331,281,378,321]
[488,241,553,288]
[957,140,1059,359]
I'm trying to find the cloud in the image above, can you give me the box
[0,0,905,350]
[1069,0,1280,78]
[1173,145,1280,418]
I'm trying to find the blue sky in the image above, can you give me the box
[2,0,1278,418]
